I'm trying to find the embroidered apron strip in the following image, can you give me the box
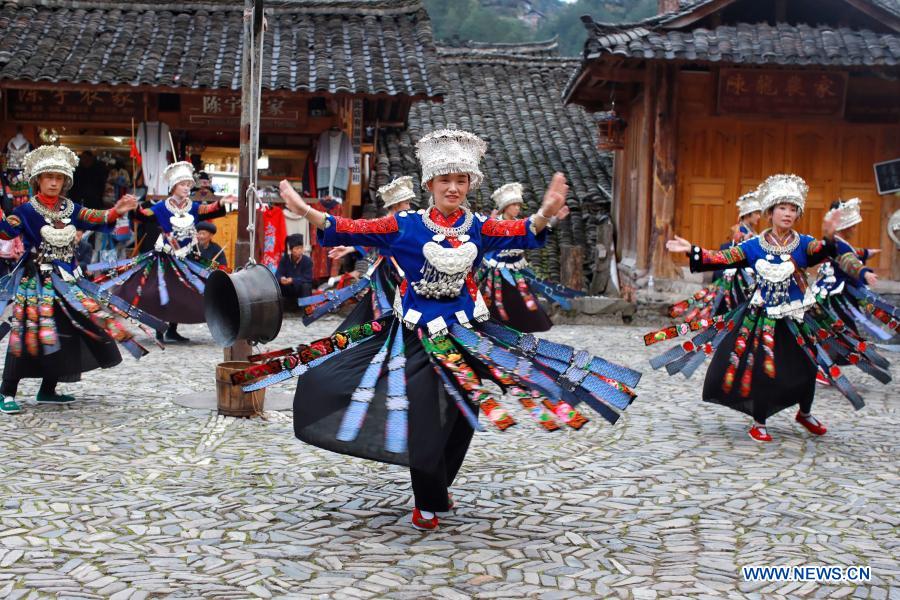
[383,328,409,453]
[231,319,387,385]
[336,330,392,443]
[418,331,484,432]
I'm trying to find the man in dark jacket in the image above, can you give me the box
[196,221,226,267]
[276,234,313,301]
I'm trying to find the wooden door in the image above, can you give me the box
[675,118,740,248]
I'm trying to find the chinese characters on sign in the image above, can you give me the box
[184,94,305,131]
[718,69,847,116]
[7,89,144,123]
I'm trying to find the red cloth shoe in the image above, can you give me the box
[816,371,831,386]
[411,508,439,531]
[796,412,827,436]
[749,425,772,442]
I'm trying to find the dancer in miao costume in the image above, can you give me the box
[233,130,641,530]
[88,161,230,343]
[647,173,882,443]
[0,146,165,415]
[299,176,415,327]
[479,182,584,333]
[668,188,762,322]
[814,198,898,350]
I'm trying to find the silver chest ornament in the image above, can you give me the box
[753,254,794,306]
[413,237,478,298]
[166,197,197,241]
[31,198,77,263]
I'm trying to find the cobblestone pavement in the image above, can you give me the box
[0,315,897,599]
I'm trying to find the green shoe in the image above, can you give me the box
[35,392,77,405]
[0,397,22,414]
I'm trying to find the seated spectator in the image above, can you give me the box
[196,221,227,267]
[276,234,313,302]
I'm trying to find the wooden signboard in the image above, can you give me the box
[718,69,847,117]
[6,88,144,123]
[182,93,307,132]
[874,158,900,195]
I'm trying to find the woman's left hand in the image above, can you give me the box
[114,194,138,215]
[539,173,569,217]
[556,205,570,221]
[864,271,879,286]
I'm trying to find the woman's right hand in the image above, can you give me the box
[328,246,355,259]
[666,236,692,254]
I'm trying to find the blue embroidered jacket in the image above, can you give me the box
[690,229,835,319]
[319,207,547,334]
[134,199,225,247]
[0,197,118,276]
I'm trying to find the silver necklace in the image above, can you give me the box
[30,197,74,223]
[165,196,191,216]
[758,228,799,254]
[421,207,474,239]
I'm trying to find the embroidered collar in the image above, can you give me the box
[166,196,191,216]
[430,207,463,228]
[36,193,60,209]
[759,228,799,254]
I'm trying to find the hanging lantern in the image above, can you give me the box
[595,110,627,151]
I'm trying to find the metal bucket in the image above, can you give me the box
[204,264,283,346]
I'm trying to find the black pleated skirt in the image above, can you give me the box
[703,308,815,422]
[488,277,553,333]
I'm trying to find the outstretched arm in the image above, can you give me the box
[836,251,878,287]
[73,195,138,232]
[666,236,750,273]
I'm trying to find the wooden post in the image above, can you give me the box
[226,0,264,363]
[650,64,681,279]
[559,245,584,292]
[635,64,657,273]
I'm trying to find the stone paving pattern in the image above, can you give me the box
[0,316,897,599]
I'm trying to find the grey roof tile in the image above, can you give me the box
[583,20,900,67]
[0,0,446,97]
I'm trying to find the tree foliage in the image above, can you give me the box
[424,0,659,56]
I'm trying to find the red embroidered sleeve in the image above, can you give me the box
[806,239,825,255]
[333,215,399,234]
[836,251,866,279]
[198,200,221,215]
[78,207,118,224]
[481,218,526,237]
[701,246,746,265]
[138,207,155,217]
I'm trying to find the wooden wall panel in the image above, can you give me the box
[673,69,900,275]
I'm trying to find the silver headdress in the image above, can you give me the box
[736,189,762,217]
[415,129,487,189]
[888,209,900,249]
[23,145,79,191]
[164,161,196,191]
[378,176,416,209]
[825,197,863,232]
[492,182,524,213]
[758,173,809,215]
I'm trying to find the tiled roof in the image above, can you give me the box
[0,0,446,97]
[381,43,612,280]
[581,19,900,67]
